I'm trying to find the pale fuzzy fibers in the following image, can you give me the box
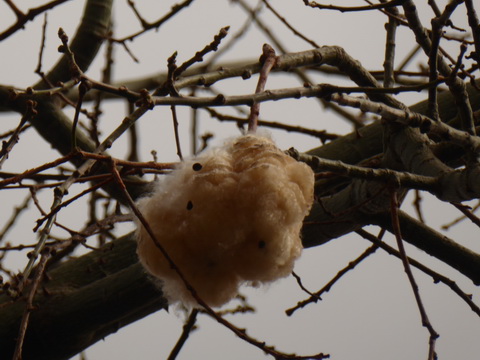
[136,134,314,308]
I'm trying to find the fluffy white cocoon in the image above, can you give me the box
[136,134,314,308]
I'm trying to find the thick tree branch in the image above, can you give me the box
[0,234,167,360]
[0,12,480,356]
[370,210,480,285]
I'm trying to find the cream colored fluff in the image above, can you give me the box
[136,134,314,308]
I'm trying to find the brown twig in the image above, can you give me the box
[248,44,277,133]
[465,0,480,64]
[303,0,407,12]
[111,0,196,43]
[72,80,91,150]
[291,271,321,301]
[382,0,399,88]
[91,27,115,147]
[396,44,422,72]
[289,149,440,192]
[174,27,230,78]
[57,28,93,150]
[205,107,339,142]
[205,4,259,66]
[45,213,132,267]
[13,98,154,296]
[328,92,480,152]
[33,179,112,232]
[412,190,426,223]
[0,153,75,190]
[12,252,50,360]
[356,228,480,317]
[170,105,183,161]
[0,125,31,141]
[428,1,464,121]
[0,0,70,41]
[34,13,48,75]
[235,0,366,127]
[449,202,480,230]
[0,100,38,169]
[262,0,320,48]
[165,52,184,161]
[189,88,199,155]
[110,159,329,360]
[75,150,175,170]
[286,243,379,316]
[0,194,31,245]
[167,309,199,360]
[29,149,174,230]
[402,0,476,134]
[163,27,230,160]
[126,102,139,162]
[389,190,439,360]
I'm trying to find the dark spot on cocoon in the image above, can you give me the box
[186,201,193,210]
[258,240,266,249]
[192,163,203,171]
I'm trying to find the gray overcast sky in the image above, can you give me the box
[1,1,479,359]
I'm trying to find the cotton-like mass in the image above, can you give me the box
[136,134,314,308]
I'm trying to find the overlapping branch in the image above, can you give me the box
[0,0,71,41]
[0,1,480,359]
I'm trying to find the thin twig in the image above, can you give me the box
[449,202,480,230]
[0,125,31,141]
[465,0,480,64]
[205,107,339,141]
[262,0,320,48]
[356,228,480,317]
[236,0,366,128]
[174,27,230,78]
[13,91,154,297]
[126,102,139,162]
[165,53,184,161]
[390,190,439,360]
[91,26,115,147]
[402,0,476,134]
[111,0,196,43]
[382,0,399,88]
[291,271,320,300]
[328,92,480,151]
[190,88,199,155]
[412,190,426,223]
[72,80,91,150]
[167,309,199,360]
[110,159,329,360]
[170,106,183,161]
[0,0,70,41]
[12,252,50,360]
[248,44,277,132]
[304,0,407,12]
[205,3,260,65]
[428,15,442,121]
[0,100,37,169]
[288,148,439,192]
[396,44,422,72]
[0,194,31,244]
[33,179,112,232]
[35,13,48,74]
[286,243,378,316]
